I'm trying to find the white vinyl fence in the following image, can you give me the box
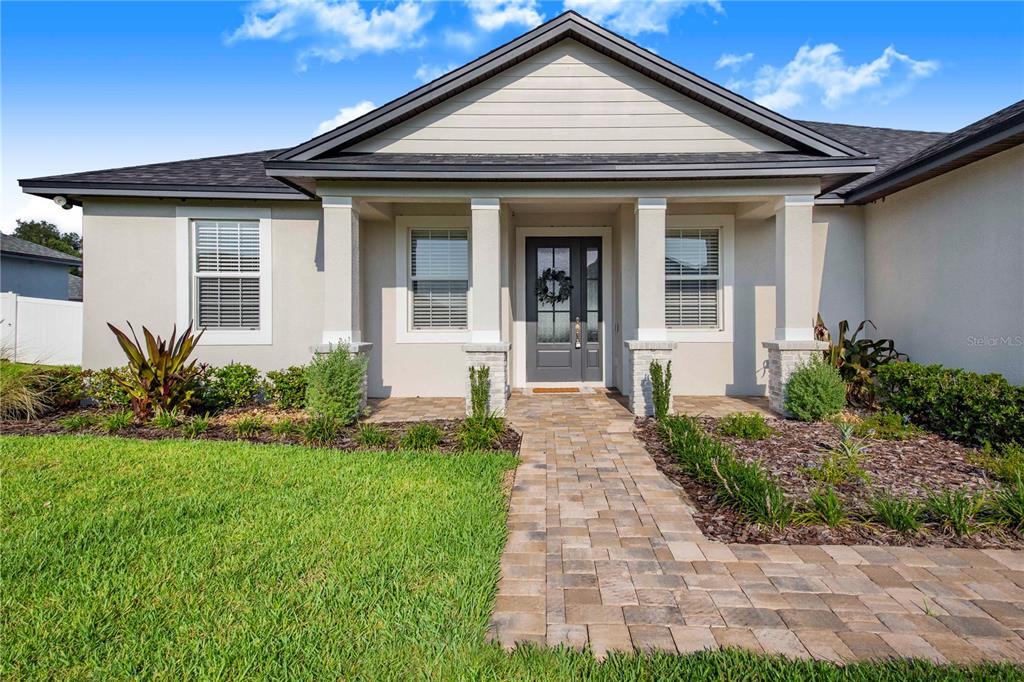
[1,292,83,366]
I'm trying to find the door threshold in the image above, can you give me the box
[532,387,581,394]
[522,384,601,395]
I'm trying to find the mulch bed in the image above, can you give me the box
[2,407,522,455]
[636,416,1023,549]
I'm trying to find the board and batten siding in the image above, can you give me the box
[349,40,794,155]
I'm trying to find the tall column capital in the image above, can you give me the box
[470,197,501,210]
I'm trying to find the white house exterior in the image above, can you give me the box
[20,13,1024,413]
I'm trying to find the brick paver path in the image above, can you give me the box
[491,392,1024,664]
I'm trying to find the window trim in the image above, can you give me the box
[175,206,272,346]
[394,215,472,343]
[665,214,734,343]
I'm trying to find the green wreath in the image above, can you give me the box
[535,268,573,305]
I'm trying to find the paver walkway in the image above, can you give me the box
[491,392,1024,664]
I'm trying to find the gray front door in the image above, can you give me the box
[526,237,602,382]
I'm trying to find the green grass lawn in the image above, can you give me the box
[2,435,1019,681]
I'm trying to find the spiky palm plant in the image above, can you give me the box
[107,322,203,421]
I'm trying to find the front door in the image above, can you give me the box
[526,237,601,382]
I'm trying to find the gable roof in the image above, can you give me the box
[0,233,81,266]
[844,99,1024,204]
[275,11,862,161]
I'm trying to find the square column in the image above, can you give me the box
[463,342,511,416]
[774,195,816,341]
[625,340,675,416]
[635,198,668,341]
[322,196,362,345]
[470,198,502,343]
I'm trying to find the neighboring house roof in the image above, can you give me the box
[68,274,83,302]
[0,233,81,266]
[843,99,1024,204]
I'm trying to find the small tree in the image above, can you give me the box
[305,346,368,426]
[649,359,672,421]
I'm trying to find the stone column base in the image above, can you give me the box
[762,339,829,416]
[625,340,676,416]
[463,342,511,416]
[313,341,373,410]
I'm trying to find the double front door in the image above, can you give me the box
[526,237,602,382]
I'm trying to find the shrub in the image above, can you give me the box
[84,367,132,409]
[987,476,1024,530]
[107,322,203,420]
[356,424,392,449]
[649,360,672,421]
[875,363,1024,446]
[150,408,182,429]
[58,413,98,432]
[468,365,490,418]
[797,487,848,527]
[306,347,367,426]
[457,414,505,451]
[925,489,986,537]
[0,361,48,420]
[815,315,906,405]
[266,366,308,409]
[869,494,923,533]
[717,412,773,440]
[180,416,210,439]
[202,363,262,411]
[972,442,1024,483]
[801,424,871,486]
[659,415,792,528]
[784,360,847,422]
[38,366,84,409]
[101,410,134,432]
[852,411,921,440]
[399,423,444,451]
[302,415,340,447]
[234,415,264,438]
[271,418,302,438]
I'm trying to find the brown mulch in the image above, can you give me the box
[635,416,1023,549]
[1,407,522,455]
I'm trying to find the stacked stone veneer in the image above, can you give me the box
[313,341,373,411]
[762,339,830,415]
[625,340,676,416]
[463,342,511,416]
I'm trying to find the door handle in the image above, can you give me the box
[574,316,582,349]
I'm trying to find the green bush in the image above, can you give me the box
[659,415,792,528]
[234,415,264,438]
[972,442,1024,483]
[150,408,182,429]
[356,424,392,449]
[457,414,505,451]
[180,416,210,439]
[784,360,847,422]
[302,415,341,447]
[306,347,367,426]
[101,410,134,432]
[84,367,132,409]
[925,489,986,537]
[869,494,923,533]
[399,423,444,451]
[202,363,262,411]
[851,410,921,440]
[38,365,84,409]
[875,363,1024,445]
[987,476,1024,530]
[649,360,672,421]
[265,366,308,409]
[716,412,773,440]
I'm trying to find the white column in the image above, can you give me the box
[636,197,667,341]
[470,197,501,343]
[774,195,816,341]
[322,196,361,344]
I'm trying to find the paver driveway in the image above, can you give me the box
[491,392,1024,664]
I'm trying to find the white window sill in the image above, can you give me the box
[198,328,273,346]
[667,329,733,343]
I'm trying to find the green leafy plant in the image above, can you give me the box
[972,442,1024,483]
[815,315,907,405]
[201,363,262,412]
[265,366,308,409]
[180,416,210,439]
[306,346,368,426]
[356,424,393,449]
[659,415,792,528]
[869,494,923,533]
[457,414,505,451]
[797,487,848,527]
[649,359,672,421]
[38,366,85,410]
[106,322,203,420]
[83,367,132,409]
[302,415,341,447]
[101,410,134,433]
[852,411,921,440]
[987,476,1024,530]
[801,425,871,486]
[716,412,773,440]
[271,418,301,438]
[399,423,444,451]
[58,413,98,432]
[876,363,1024,446]
[150,408,182,429]
[233,415,264,438]
[784,359,847,422]
[925,489,986,537]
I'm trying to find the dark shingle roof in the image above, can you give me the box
[68,274,83,301]
[0,233,81,266]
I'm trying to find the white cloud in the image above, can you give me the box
[2,193,82,238]
[466,0,544,31]
[315,100,376,135]
[228,0,433,65]
[444,29,478,50]
[715,52,753,71]
[738,43,938,112]
[563,0,722,36]
[415,63,458,84]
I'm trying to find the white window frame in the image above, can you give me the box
[665,214,734,343]
[394,215,472,343]
[175,206,272,345]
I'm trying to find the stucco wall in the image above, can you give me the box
[0,256,72,300]
[864,145,1024,384]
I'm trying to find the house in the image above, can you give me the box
[18,12,1024,413]
[0,234,82,301]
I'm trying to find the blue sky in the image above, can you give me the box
[3,1,1022,233]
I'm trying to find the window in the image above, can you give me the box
[193,220,262,330]
[409,229,468,330]
[665,228,720,329]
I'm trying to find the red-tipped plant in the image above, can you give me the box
[106,322,203,420]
